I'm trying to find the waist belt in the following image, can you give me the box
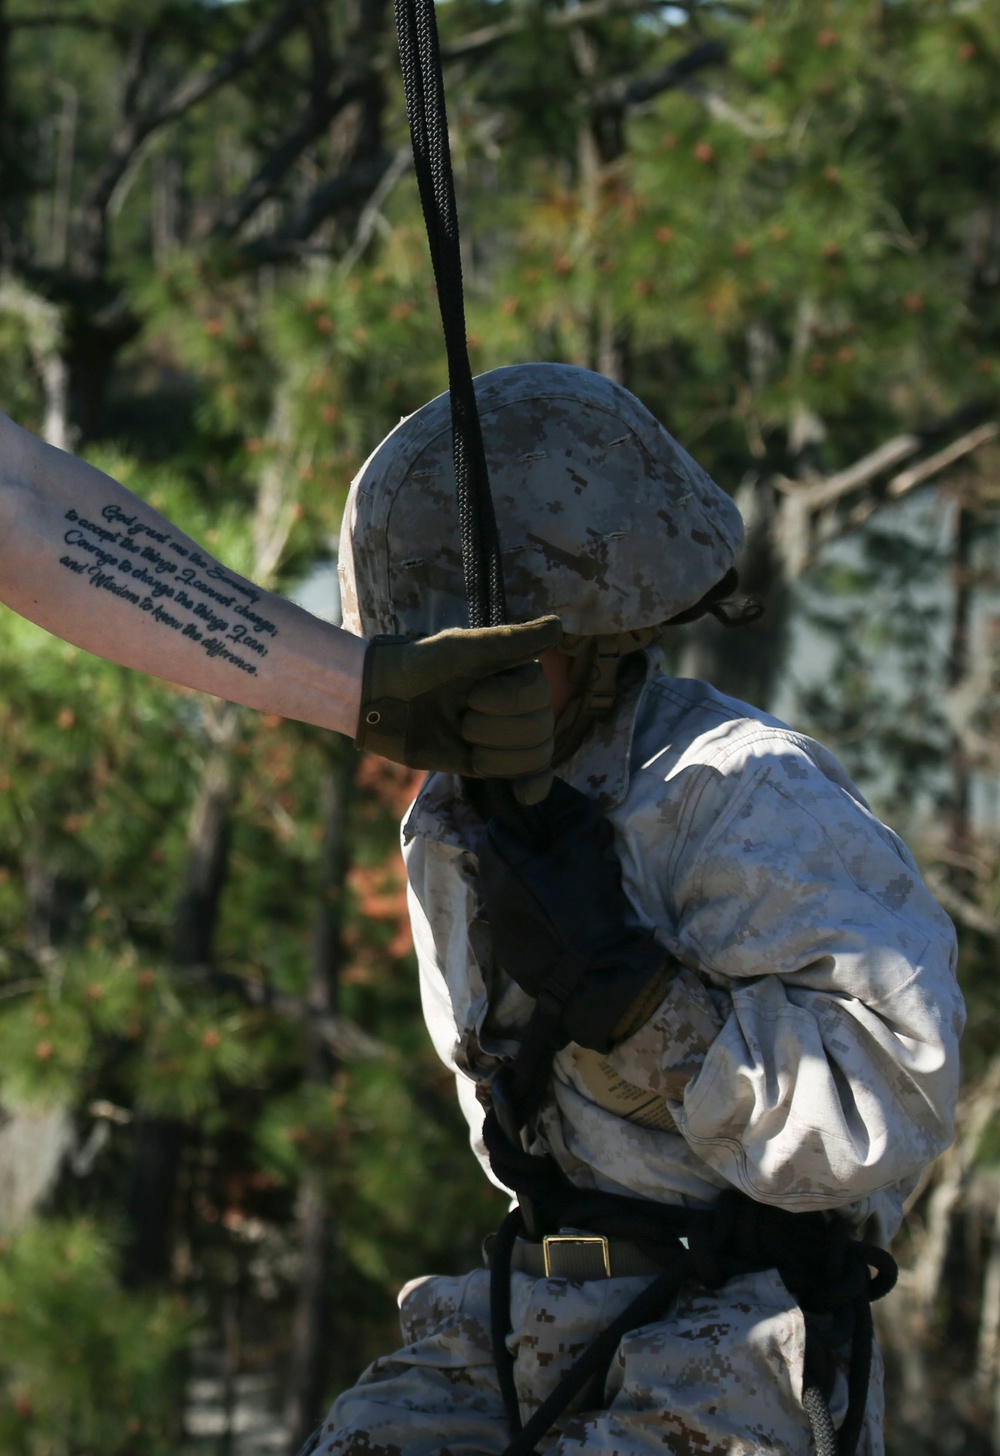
[508,1231,667,1281]
[481,1079,897,1456]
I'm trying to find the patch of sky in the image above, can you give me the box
[291,557,341,626]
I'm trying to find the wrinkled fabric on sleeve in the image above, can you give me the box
[402,659,963,1242]
[645,713,961,1214]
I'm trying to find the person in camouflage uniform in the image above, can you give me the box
[306,363,963,1456]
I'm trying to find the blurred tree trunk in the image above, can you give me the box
[172,710,241,968]
[0,837,75,1235]
[125,705,241,1288]
[286,743,354,1455]
[947,498,974,851]
[875,1062,1000,1454]
[571,26,627,385]
[320,0,390,251]
[65,302,142,445]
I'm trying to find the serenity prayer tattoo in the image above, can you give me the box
[59,503,278,677]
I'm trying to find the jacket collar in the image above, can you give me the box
[402,649,656,849]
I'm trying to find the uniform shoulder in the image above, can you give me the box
[636,672,851,788]
[631,674,949,955]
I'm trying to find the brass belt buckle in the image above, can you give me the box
[542,1233,612,1279]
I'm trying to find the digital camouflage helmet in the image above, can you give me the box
[339,363,744,646]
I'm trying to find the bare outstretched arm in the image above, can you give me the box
[0,413,558,795]
[0,410,372,735]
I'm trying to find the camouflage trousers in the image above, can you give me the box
[307,1263,885,1456]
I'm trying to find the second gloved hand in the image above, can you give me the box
[477,778,677,1052]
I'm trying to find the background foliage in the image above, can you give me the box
[0,0,998,1451]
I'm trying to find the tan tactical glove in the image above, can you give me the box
[356,616,560,803]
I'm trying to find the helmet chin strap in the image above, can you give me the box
[553,629,660,764]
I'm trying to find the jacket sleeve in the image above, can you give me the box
[657,734,964,1211]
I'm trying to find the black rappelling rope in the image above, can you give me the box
[395,0,553,852]
[395,0,507,632]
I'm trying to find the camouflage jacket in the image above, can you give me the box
[402,653,963,1244]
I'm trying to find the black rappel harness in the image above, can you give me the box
[393,4,897,1453]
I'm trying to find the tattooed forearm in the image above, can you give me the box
[58,503,279,677]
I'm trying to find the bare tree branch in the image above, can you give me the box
[680,79,774,138]
[7,11,129,37]
[77,0,315,274]
[304,0,334,104]
[210,72,373,240]
[120,25,153,123]
[787,404,998,514]
[590,38,727,110]
[208,1,344,238]
[240,151,398,263]
[840,422,999,534]
[925,872,1000,942]
[887,421,999,499]
[339,146,411,272]
[180,964,388,1061]
[0,977,45,1002]
[441,0,683,60]
[138,0,315,134]
[787,432,923,512]
[775,409,999,573]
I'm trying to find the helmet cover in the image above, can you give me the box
[339,363,743,639]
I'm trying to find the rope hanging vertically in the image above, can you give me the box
[395,0,507,631]
[396,0,553,850]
